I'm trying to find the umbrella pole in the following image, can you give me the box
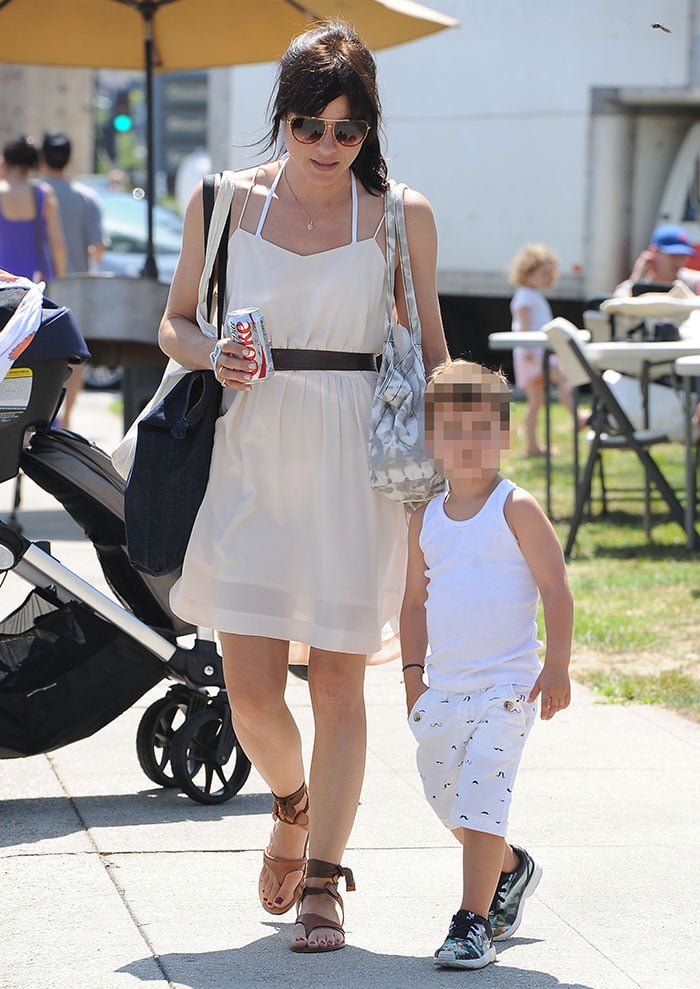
[141,10,158,280]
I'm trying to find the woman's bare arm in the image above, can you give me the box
[42,185,66,278]
[397,188,449,375]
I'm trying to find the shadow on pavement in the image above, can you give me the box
[118,929,596,989]
[0,788,272,847]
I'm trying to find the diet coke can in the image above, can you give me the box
[226,307,275,380]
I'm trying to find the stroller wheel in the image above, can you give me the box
[170,702,252,805]
[136,688,195,788]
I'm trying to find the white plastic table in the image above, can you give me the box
[586,340,700,378]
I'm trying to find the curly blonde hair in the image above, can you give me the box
[508,243,559,286]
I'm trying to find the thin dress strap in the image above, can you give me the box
[236,175,257,231]
[255,158,358,242]
[254,160,286,237]
[350,172,358,244]
[372,198,385,240]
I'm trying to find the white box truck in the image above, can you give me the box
[211,0,700,364]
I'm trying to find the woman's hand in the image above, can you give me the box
[212,338,257,392]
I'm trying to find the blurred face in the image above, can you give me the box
[428,400,509,481]
[283,95,366,186]
[653,249,688,282]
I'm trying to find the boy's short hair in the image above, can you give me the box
[41,131,72,170]
[508,243,559,286]
[425,360,510,431]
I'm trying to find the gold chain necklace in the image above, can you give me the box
[284,168,348,232]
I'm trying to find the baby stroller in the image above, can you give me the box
[0,283,250,804]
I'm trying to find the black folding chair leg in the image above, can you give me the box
[566,434,603,558]
[643,468,652,539]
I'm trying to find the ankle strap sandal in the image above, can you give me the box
[290,859,356,953]
[271,782,309,829]
[259,782,309,917]
[305,858,356,891]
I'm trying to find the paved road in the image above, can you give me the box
[1,392,698,988]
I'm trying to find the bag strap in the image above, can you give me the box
[196,170,236,339]
[383,184,398,333]
[202,172,230,337]
[392,180,423,346]
[383,180,422,346]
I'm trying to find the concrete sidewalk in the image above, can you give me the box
[1,392,699,989]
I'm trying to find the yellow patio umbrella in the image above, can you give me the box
[0,0,458,275]
[0,1,458,69]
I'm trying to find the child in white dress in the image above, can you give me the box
[509,244,576,455]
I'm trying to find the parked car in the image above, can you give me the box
[77,176,183,283]
[75,178,184,388]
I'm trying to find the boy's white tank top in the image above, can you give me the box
[420,478,542,692]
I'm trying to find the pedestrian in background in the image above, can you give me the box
[508,243,576,456]
[400,360,572,970]
[0,135,66,282]
[40,131,107,428]
[614,224,700,296]
[40,132,105,274]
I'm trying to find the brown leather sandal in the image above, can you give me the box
[289,858,356,953]
[258,782,309,916]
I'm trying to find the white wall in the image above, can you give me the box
[210,0,695,297]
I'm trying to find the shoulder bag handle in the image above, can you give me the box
[202,172,231,337]
[196,170,236,340]
[383,180,423,347]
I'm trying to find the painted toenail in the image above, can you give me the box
[274,896,283,904]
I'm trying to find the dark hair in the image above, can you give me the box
[41,131,72,170]
[425,361,511,431]
[3,135,39,169]
[264,19,387,194]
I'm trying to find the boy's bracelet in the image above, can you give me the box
[401,664,425,673]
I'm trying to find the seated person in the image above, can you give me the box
[614,225,699,297]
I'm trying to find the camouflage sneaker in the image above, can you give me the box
[489,843,542,940]
[433,910,496,970]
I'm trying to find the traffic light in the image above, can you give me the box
[112,89,133,133]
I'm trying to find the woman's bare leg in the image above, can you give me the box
[219,633,307,908]
[523,379,545,455]
[290,649,367,950]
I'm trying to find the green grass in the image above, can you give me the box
[577,669,700,721]
[502,398,700,721]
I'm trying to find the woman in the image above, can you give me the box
[0,135,66,281]
[159,20,448,953]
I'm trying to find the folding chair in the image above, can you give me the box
[543,319,689,557]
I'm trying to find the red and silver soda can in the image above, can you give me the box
[226,307,275,380]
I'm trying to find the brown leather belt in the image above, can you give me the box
[270,349,377,371]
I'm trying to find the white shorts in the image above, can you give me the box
[408,683,537,836]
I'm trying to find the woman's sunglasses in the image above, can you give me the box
[287,115,369,148]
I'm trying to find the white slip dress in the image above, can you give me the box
[170,163,408,655]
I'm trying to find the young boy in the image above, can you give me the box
[400,360,572,970]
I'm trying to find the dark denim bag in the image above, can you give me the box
[124,174,228,576]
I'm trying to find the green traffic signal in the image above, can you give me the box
[113,113,133,133]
